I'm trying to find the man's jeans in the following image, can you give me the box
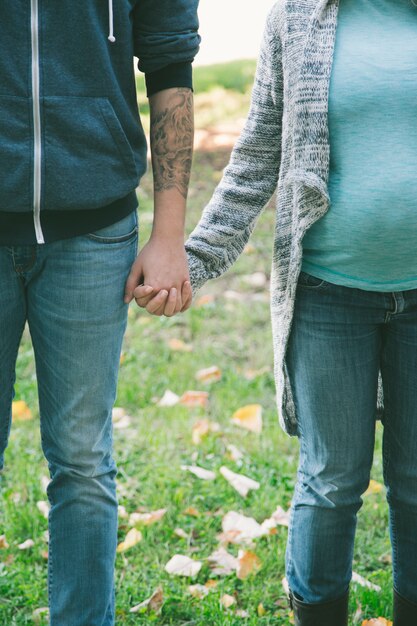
[0,210,138,625]
[285,270,417,605]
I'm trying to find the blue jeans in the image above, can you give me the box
[0,210,138,625]
[285,270,417,605]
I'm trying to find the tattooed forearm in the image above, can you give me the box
[150,88,194,199]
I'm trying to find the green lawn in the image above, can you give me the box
[0,60,394,625]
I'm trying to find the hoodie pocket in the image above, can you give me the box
[0,96,32,211]
[43,96,139,211]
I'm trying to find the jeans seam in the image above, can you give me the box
[0,319,27,447]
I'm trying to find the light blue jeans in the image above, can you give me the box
[285,270,417,605]
[0,210,138,625]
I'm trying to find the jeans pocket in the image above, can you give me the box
[297,270,330,289]
[86,210,138,244]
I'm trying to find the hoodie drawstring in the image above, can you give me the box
[108,0,116,42]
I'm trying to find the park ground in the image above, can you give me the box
[0,62,394,625]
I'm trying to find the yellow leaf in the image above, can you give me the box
[116,528,142,553]
[195,366,222,384]
[179,391,209,408]
[231,404,262,433]
[168,338,193,352]
[257,603,266,616]
[362,619,393,626]
[183,506,200,517]
[364,479,384,496]
[0,535,9,549]
[12,401,32,421]
[236,549,262,579]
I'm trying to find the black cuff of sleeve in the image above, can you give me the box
[145,61,193,98]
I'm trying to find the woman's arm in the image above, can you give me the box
[185,7,284,295]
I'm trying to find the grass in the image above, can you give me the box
[0,60,394,625]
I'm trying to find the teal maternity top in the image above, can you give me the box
[301,0,417,291]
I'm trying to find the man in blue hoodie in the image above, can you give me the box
[0,1,199,623]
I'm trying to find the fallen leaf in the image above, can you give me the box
[242,272,267,288]
[220,511,266,545]
[235,608,250,617]
[181,465,216,480]
[195,366,222,384]
[112,407,132,426]
[225,443,244,462]
[118,505,129,519]
[130,586,164,613]
[192,418,221,444]
[282,576,290,596]
[32,607,49,623]
[361,619,392,626]
[40,475,50,492]
[220,466,260,497]
[261,505,290,531]
[174,527,189,539]
[12,400,32,421]
[116,528,142,553]
[165,554,202,577]
[0,535,9,549]
[221,594,236,608]
[195,294,215,307]
[36,501,50,519]
[257,603,266,616]
[207,546,238,576]
[364,479,384,496]
[129,508,167,526]
[179,391,209,408]
[231,404,262,433]
[168,338,193,352]
[352,571,381,592]
[18,539,35,550]
[183,506,200,517]
[188,584,210,598]
[157,390,180,407]
[236,549,262,579]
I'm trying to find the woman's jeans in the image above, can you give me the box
[0,210,138,625]
[285,270,417,605]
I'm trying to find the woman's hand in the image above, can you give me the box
[124,236,193,317]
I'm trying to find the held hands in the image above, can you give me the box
[123,236,193,317]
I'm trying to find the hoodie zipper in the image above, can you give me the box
[31,0,45,244]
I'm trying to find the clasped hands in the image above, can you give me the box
[123,236,193,317]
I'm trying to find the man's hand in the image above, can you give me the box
[124,236,193,316]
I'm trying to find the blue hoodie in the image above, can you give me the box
[0,0,200,244]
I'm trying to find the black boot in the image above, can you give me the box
[288,587,349,626]
[393,588,417,626]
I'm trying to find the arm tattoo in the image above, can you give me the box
[150,88,194,199]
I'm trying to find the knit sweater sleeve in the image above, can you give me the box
[185,5,284,294]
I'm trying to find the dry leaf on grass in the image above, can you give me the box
[221,593,236,608]
[362,619,392,626]
[231,404,262,433]
[174,527,189,539]
[352,571,381,592]
[12,400,32,421]
[261,505,290,531]
[181,465,216,481]
[129,508,167,526]
[364,479,384,496]
[36,501,50,519]
[219,511,266,545]
[207,546,238,576]
[112,407,132,429]
[157,390,180,407]
[130,586,164,613]
[257,603,266,616]
[192,418,221,445]
[220,466,260,497]
[165,554,202,577]
[32,607,49,623]
[116,528,142,553]
[18,539,34,550]
[179,391,210,408]
[225,443,244,462]
[40,475,50,492]
[188,584,210,598]
[195,366,222,384]
[183,506,200,517]
[168,338,193,352]
[0,535,9,549]
[236,549,262,579]
[118,505,129,519]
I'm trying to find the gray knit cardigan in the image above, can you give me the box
[185,0,384,437]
